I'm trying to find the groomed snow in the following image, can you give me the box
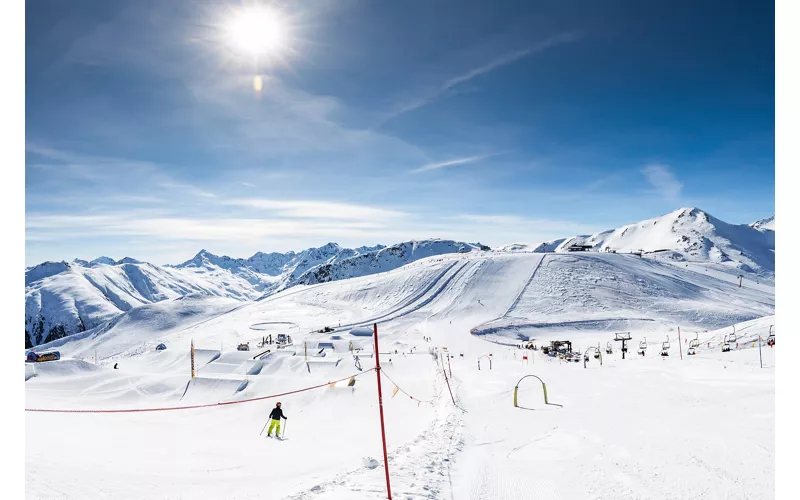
[26,251,775,499]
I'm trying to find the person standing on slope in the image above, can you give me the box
[266,402,287,438]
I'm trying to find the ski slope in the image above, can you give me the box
[26,251,775,499]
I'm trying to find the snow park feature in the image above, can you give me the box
[25,350,61,362]
[24,209,776,499]
[513,375,562,410]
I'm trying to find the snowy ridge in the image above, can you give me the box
[25,208,774,349]
[750,215,775,231]
[25,260,260,347]
[25,240,476,347]
[511,208,774,276]
[294,240,482,285]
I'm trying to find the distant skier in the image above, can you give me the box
[113,363,118,369]
[266,402,287,438]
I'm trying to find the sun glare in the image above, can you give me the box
[224,6,287,59]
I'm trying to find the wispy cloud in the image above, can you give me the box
[26,142,159,182]
[25,202,599,265]
[641,164,683,200]
[158,182,217,199]
[389,33,580,120]
[410,154,492,174]
[224,199,408,221]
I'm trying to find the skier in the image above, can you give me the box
[113,363,118,369]
[266,402,287,438]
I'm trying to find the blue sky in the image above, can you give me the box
[25,0,775,266]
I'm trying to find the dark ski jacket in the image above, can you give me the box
[269,407,286,420]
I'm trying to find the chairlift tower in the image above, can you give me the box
[614,332,632,359]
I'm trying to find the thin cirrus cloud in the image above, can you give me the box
[641,164,683,200]
[157,182,217,199]
[389,32,581,120]
[409,155,490,174]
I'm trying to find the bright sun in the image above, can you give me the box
[224,6,287,58]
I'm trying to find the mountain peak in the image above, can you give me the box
[90,256,116,265]
[115,257,143,265]
[751,215,775,231]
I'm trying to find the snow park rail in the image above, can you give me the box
[25,368,375,414]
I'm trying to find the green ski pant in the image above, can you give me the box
[267,419,281,435]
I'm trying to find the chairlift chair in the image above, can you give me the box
[637,337,647,355]
[605,342,613,354]
[721,333,736,352]
[767,333,775,346]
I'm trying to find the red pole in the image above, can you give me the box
[442,362,456,405]
[447,352,452,378]
[373,323,393,500]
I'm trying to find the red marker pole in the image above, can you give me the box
[373,323,393,500]
[447,352,452,378]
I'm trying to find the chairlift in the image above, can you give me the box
[605,342,613,354]
[721,333,735,353]
[637,337,647,355]
[660,335,670,356]
[767,333,775,347]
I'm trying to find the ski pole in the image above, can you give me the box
[260,419,270,436]
[282,419,288,439]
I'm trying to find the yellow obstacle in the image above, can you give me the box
[514,374,562,408]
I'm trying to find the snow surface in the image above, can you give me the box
[26,240,482,347]
[26,250,775,499]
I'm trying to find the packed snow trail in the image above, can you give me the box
[504,254,547,318]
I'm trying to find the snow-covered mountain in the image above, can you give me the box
[25,259,260,348]
[295,240,483,285]
[25,240,478,347]
[750,215,775,231]
[25,208,775,349]
[172,242,389,294]
[511,208,774,276]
